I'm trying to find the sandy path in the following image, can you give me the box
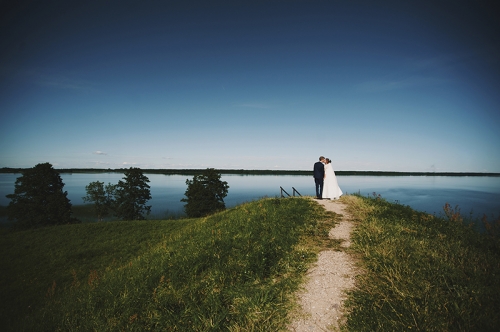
[288,199,356,331]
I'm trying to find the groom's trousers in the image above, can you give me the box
[314,178,324,198]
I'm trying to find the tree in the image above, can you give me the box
[114,167,152,220]
[6,162,75,228]
[82,181,117,221]
[181,168,229,218]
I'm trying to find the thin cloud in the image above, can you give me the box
[7,65,97,91]
[357,54,463,93]
[234,103,273,109]
[38,74,96,91]
[357,76,451,92]
[40,79,84,90]
[93,151,107,155]
[410,52,476,72]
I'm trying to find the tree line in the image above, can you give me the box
[5,163,229,229]
[2,167,499,176]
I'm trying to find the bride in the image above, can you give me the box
[322,158,343,200]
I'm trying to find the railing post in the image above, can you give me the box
[292,187,302,197]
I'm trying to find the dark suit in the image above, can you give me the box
[313,161,325,199]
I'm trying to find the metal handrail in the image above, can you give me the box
[280,186,291,198]
[292,187,302,197]
[280,186,302,197]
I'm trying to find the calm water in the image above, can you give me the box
[1,173,499,220]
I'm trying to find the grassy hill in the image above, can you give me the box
[1,195,499,331]
[342,194,500,331]
[0,198,337,331]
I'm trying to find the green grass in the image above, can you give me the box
[0,197,338,331]
[71,204,185,222]
[4,195,497,331]
[341,194,500,331]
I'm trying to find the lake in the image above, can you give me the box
[1,173,499,221]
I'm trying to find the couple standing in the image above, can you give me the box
[313,156,343,200]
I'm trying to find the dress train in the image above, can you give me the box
[322,163,343,199]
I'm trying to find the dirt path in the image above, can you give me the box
[288,199,356,331]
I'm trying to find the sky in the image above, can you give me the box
[1,0,499,172]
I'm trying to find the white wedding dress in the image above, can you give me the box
[322,163,343,199]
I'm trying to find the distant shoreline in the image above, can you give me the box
[1,168,499,177]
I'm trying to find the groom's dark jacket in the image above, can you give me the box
[313,161,325,179]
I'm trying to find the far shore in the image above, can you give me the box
[1,168,499,177]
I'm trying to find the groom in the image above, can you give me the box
[313,156,326,199]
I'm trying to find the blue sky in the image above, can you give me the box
[1,0,499,172]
